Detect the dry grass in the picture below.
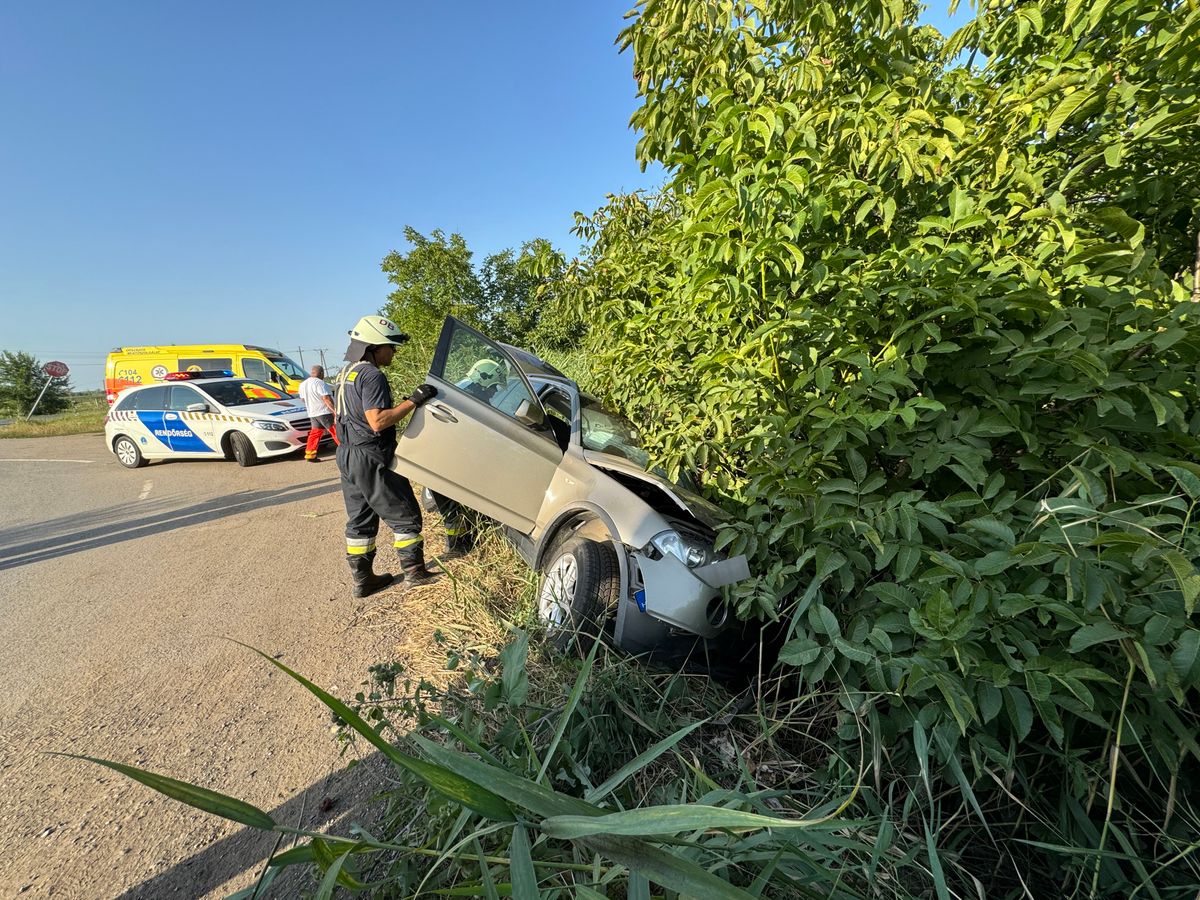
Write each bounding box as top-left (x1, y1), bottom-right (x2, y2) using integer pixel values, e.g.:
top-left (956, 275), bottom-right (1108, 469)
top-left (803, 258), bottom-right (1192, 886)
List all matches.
top-left (360, 514), bottom-right (536, 688)
top-left (0, 406), bottom-right (106, 439)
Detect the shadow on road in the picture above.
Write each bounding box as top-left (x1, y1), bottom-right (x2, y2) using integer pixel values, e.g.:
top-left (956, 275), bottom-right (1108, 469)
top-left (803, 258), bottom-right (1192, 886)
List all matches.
top-left (0, 479), bottom-right (340, 572)
top-left (114, 751), bottom-right (391, 899)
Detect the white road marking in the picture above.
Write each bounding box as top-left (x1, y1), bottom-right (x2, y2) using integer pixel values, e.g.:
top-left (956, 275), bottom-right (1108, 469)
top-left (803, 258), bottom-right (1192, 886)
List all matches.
top-left (138, 480), bottom-right (153, 500)
top-left (0, 458), bottom-right (95, 463)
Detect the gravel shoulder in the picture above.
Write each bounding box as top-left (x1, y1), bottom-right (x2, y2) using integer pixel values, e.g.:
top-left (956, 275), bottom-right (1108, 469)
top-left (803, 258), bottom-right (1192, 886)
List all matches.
top-left (0, 434), bottom-right (407, 898)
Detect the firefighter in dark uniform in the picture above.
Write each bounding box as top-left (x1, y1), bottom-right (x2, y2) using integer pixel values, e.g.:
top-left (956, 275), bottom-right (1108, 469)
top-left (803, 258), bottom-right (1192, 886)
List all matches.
top-left (334, 314), bottom-right (442, 597)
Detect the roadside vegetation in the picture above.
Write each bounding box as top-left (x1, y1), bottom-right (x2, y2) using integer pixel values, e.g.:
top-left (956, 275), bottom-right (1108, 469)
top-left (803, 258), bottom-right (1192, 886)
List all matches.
top-left (68, 0), bottom-right (1200, 896)
top-left (0, 390), bottom-right (106, 439)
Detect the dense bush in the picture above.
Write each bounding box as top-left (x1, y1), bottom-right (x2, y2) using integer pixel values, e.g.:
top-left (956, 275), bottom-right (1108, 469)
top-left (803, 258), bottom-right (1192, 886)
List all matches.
top-left (558, 0), bottom-right (1200, 891)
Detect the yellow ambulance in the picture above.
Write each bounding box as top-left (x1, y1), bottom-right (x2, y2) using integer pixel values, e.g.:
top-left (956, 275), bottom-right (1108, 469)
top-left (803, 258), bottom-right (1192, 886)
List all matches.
top-left (105, 344), bottom-right (308, 403)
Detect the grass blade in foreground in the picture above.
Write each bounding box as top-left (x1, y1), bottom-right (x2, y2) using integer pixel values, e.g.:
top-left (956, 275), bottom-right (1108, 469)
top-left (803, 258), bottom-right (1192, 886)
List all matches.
top-left (543, 802), bottom-right (846, 838)
top-left (232, 640), bottom-right (515, 823)
top-left (411, 736), bottom-right (759, 900)
top-left (53, 753), bottom-right (275, 829)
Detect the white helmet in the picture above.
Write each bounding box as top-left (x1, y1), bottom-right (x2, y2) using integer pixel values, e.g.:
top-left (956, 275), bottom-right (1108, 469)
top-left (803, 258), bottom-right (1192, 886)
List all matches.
top-left (466, 358), bottom-right (505, 385)
top-left (348, 315), bottom-right (409, 346)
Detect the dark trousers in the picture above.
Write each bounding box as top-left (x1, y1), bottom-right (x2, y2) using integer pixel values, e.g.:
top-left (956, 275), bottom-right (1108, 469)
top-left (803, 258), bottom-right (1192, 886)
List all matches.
top-left (336, 441), bottom-right (422, 549)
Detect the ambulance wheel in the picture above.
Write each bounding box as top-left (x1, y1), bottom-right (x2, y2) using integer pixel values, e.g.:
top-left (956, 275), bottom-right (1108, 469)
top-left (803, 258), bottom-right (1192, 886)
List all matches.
top-left (536, 536), bottom-right (620, 654)
top-left (229, 432), bottom-right (259, 467)
top-left (113, 435), bottom-right (147, 469)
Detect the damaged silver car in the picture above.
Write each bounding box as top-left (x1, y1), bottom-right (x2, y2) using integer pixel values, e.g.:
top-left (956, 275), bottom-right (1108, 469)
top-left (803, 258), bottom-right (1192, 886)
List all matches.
top-left (393, 315), bottom-right (751, 652)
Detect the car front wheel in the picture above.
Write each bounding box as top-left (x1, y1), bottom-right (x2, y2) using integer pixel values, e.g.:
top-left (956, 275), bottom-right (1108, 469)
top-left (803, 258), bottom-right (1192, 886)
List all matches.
top-left (113, 435), bottom-right (147, 469)
top-left (536, 535), bottom-right (620, 653)
top-left (229, 432), bottom-right (259, 467)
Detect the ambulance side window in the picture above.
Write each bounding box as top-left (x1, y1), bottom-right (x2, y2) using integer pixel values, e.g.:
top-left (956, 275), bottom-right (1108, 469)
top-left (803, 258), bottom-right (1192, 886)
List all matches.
top-left (242, 358), bottom-right (269, 381)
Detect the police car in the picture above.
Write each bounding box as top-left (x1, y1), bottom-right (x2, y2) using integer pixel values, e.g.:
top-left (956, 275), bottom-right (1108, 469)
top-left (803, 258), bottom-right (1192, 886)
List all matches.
top-left (104, 371), bottom-right (314, 468)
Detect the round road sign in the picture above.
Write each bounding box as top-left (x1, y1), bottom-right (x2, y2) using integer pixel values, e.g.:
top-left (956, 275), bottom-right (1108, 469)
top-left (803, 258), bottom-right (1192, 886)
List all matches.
top-left (42, 361), bottom-right (70, 378)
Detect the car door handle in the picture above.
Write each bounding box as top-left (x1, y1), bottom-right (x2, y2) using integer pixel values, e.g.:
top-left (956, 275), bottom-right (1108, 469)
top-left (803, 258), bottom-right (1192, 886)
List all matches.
top-left (427, 403), bottom-right (458, 423)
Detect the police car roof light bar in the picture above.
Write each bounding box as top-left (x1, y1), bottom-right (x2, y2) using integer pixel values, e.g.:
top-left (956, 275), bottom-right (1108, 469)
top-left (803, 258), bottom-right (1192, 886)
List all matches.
top-left (164, 370), bottom-right (234, 381)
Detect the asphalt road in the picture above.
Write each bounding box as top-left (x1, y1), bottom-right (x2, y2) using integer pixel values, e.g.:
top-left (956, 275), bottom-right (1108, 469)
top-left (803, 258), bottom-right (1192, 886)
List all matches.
top-left (0, 434), bottom-right (401, 898)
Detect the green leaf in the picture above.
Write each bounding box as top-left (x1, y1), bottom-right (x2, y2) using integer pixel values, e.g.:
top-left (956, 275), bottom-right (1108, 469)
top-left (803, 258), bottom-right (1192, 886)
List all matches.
top-left (1046, 87), bottom-right (1094, 139)
top-left (1164, 465), bottom-right (1200, 501)
top-left (1171, 631), bottom-right (1200, 682)
top-left (833, 637), bottom-right (873, 664)
top-left (809, 603), bottom-right (842, 638)
top-left (537, 637), bottom-right (598, 782)
top-left (964, 517), bottom-right (1015, 546)
top-left (500, 630), bottom-right (531, 707)
top-left (586, 720), bottom-right (707, 803)
top-left (1068, 622), bottom-right (1127, 653)
top-left (509, 826), bottom-right (538, 900)
top-left (778, 638), bottom-right (822, 667)
top-left (1161, 551), bottom-right (1200, 614)
top-left (56, 754), bottom-right (275, 830)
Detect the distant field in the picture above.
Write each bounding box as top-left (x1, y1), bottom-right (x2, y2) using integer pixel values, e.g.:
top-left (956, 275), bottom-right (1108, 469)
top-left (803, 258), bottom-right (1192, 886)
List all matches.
top-left (0, 394), bottom-right (107, 439)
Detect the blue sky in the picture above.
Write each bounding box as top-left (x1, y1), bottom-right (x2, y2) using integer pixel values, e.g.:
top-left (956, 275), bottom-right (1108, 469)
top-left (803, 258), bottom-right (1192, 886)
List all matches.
top-left (0, 2), bottom-right (962, 389)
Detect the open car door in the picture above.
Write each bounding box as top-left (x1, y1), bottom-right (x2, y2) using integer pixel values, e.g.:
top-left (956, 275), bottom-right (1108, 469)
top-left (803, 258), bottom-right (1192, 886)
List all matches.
top-left (392, 316), bottom-right (563, 534)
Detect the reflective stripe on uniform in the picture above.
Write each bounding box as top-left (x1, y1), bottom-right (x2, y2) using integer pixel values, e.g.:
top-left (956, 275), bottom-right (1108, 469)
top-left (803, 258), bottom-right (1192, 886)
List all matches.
top-left (346, 538), bottom-right (376, 555)
top-left (394, 534), bottom-right (423, 549)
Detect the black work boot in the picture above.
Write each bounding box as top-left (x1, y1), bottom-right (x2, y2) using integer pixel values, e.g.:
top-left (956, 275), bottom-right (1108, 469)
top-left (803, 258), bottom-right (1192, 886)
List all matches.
top-left (348, 552), bottom-right (394, 598)
top-left (397, 542), bottom-right (442, 587)
top-left (440, 528), bottom-right (475, 561)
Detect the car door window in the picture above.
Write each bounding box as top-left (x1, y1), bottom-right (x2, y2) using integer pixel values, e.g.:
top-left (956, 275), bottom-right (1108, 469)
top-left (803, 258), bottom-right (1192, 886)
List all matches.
top-left (130, 386), bottom-right (169, 410)
top-left (434, 321), bottom-right (540, 422)
top-left (166, 386), bottom-right (205, 411)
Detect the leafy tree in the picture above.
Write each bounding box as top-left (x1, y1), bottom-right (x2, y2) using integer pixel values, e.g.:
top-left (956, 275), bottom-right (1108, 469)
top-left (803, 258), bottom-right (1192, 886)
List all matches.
top-left (379, 227), bottom-right (488, 392)
top-left (379, 229), bottom-right (574, 392)
top-left (557, 0), bottom-right (1200, 891)
top-left (0, 351), bottom-right (72, 416)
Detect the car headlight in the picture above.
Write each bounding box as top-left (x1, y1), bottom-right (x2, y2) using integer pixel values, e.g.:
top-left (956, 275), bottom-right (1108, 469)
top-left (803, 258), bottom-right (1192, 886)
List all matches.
top-left (251, 420), bottom-right (288, 432)
top-left (650, 530), bottom-right (714, 568)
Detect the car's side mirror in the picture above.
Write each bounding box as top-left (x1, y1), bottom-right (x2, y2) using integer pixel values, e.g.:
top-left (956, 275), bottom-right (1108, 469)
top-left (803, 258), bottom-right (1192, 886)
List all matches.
top-left (186, 402), bottom-right (209, 413)
top-left (514, 398), bottom-right (545, 428)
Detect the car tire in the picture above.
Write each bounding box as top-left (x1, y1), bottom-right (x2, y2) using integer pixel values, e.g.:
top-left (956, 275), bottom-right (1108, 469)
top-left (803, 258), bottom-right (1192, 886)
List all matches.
top-left (536, 535), bottom-right (620, 654)
top-left (113, 435), bottom-right (147, 469)
top-left (229, 432), bottom-right (259, 467)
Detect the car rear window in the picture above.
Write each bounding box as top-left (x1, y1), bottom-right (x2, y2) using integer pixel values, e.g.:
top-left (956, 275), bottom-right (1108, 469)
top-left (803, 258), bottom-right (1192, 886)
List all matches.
top-left (116, 386), bottom-right (169, 410)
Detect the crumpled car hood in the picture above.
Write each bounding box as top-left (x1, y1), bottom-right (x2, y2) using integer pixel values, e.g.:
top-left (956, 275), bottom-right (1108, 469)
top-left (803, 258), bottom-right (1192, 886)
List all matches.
top-left (581, 450), bottom-right (733, 531)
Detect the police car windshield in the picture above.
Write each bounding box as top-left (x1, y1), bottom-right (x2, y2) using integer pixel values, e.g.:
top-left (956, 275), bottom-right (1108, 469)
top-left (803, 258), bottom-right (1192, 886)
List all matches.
top-left (201, 380), bottom-right (291, 406)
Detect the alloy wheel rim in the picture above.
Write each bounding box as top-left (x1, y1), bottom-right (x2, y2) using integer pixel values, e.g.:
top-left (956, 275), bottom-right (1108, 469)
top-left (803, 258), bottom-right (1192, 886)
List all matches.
top-left (538, 553), bottom-right (577, 627)
top-left (117, 440), bottom-right (136, 465)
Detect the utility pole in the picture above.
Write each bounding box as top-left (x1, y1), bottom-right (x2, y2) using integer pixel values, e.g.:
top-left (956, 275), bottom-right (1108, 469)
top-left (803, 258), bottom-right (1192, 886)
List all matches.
top-left (296, 347), bottom-right (306, 368)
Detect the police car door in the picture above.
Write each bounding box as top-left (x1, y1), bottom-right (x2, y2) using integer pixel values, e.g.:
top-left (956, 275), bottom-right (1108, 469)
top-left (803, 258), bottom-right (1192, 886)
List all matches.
top-left (394, 317), bottom-right (560, 533)
top-left (164, 385), bottom-right (218, 454)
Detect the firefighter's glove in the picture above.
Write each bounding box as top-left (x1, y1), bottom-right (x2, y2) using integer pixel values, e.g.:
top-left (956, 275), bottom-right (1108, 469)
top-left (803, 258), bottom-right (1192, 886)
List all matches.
top-left (409, 384), bottom-right (438, 407)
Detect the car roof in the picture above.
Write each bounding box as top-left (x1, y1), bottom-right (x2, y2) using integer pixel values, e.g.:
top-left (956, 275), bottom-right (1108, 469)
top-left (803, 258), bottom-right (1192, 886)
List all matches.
top-left (499, 343), bottom-right (568, 379)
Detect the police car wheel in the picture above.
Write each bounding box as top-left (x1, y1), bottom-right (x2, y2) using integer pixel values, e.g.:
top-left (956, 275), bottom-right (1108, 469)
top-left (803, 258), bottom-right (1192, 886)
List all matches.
top-left (113, 435), bottom-right (147, 469)
top-left (536, 535), bottom-right (620, 655)
top-left (229, 432), bottom-right (259, 467)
